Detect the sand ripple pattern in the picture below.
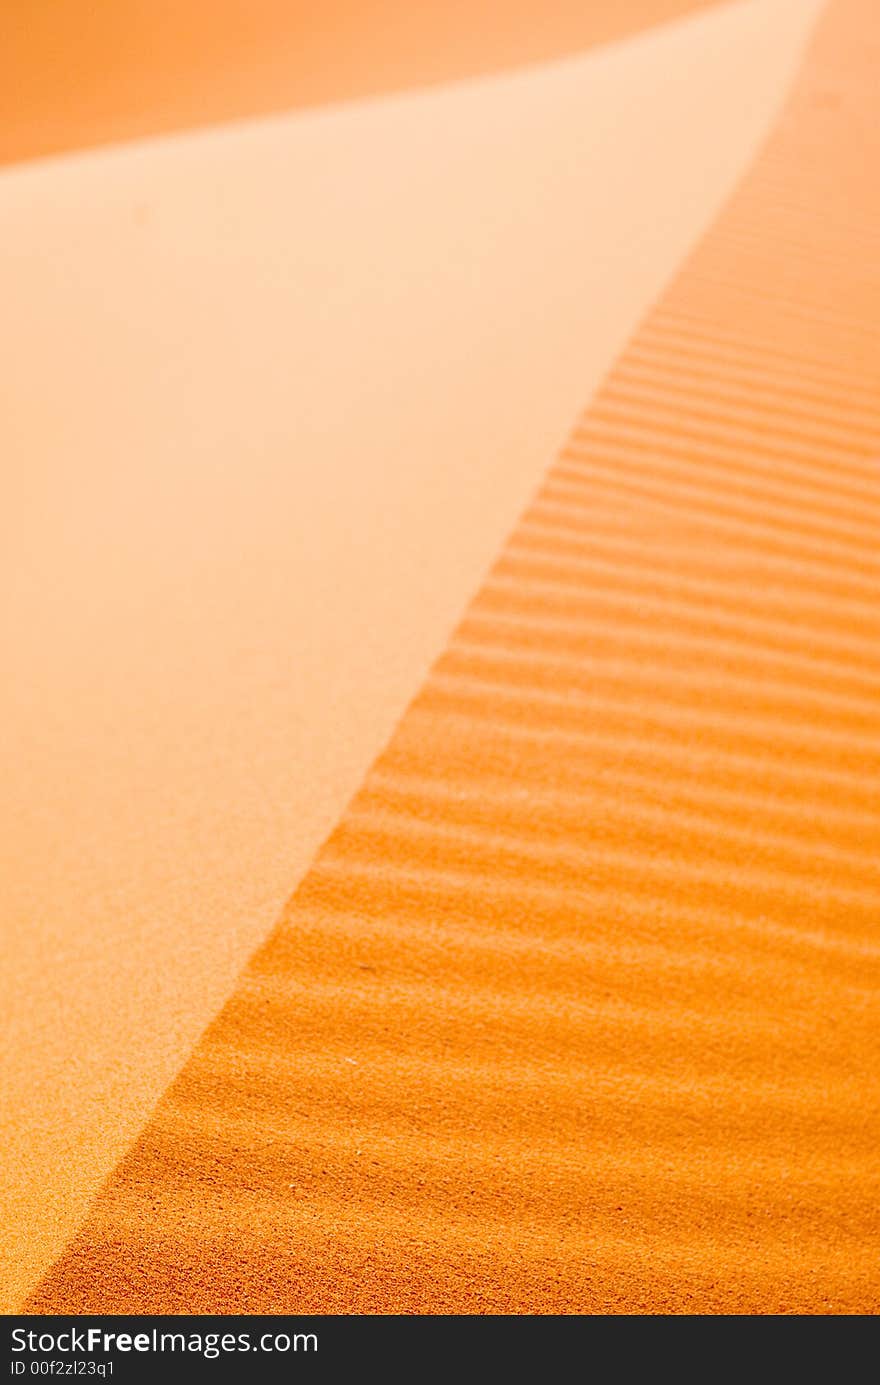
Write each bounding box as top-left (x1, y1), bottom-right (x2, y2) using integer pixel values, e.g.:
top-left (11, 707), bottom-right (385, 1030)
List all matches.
top-left (29, 0), bottom-right (880, 1313)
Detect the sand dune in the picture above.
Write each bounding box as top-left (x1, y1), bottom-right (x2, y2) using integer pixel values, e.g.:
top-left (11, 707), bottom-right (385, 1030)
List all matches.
top-left (2, 0), bottom-right (725, 165)
top-left (0, 0), bottom-right (825, 1314)
top-left (23, 0), bottom-right (879, 1314)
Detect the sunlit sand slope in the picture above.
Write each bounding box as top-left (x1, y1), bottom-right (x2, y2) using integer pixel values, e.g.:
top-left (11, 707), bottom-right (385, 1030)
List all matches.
top-left (27, 0), bottom-right (880, 1314)
top-left (2, 0), bottom-right (822, 1314)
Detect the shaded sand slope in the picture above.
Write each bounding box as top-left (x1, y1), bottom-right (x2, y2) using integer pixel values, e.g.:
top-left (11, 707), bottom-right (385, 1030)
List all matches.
top-left (2, 0), bottom-right (725, 166)
top-left (1, 0), bottom-right (823, 1313)
top-left (25, 0), bottom-right (880, 1307)
top-left (27, 0), bottom-right (880, 1313)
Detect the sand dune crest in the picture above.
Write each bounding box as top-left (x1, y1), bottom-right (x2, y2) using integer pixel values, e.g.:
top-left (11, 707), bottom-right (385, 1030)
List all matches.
top-left (24, 0), bottom-right (880, 1315)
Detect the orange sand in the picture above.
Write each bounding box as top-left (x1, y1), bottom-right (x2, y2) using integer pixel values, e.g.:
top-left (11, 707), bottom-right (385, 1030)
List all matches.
top-left (2, 1), bottom-right (724, 166)
top-left (2, 0), bottom-right (822, 1313)
top-left (25, 0), bottom-right (880, 1314)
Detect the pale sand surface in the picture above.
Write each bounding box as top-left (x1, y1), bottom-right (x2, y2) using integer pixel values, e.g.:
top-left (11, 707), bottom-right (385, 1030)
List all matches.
top-left (2, 0), bottom-right (831, 1311)
top-left (22, 0), bottom-right (880, 1314)
top-left (1, 1), bottom-right (725, 166)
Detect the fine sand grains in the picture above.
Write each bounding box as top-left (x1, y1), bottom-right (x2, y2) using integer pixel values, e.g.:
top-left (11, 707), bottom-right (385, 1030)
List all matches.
top-left (1, 0), bottom-right (823, 1314)
top-left (29, 0), bottom-right (880, 1314)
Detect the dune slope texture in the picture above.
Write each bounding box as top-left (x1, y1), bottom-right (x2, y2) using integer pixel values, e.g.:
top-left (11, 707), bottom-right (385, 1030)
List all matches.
top-left (2, 0), bottom-right (823, 1315)
top-left (27, 0), bottom-right (880, 1314)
